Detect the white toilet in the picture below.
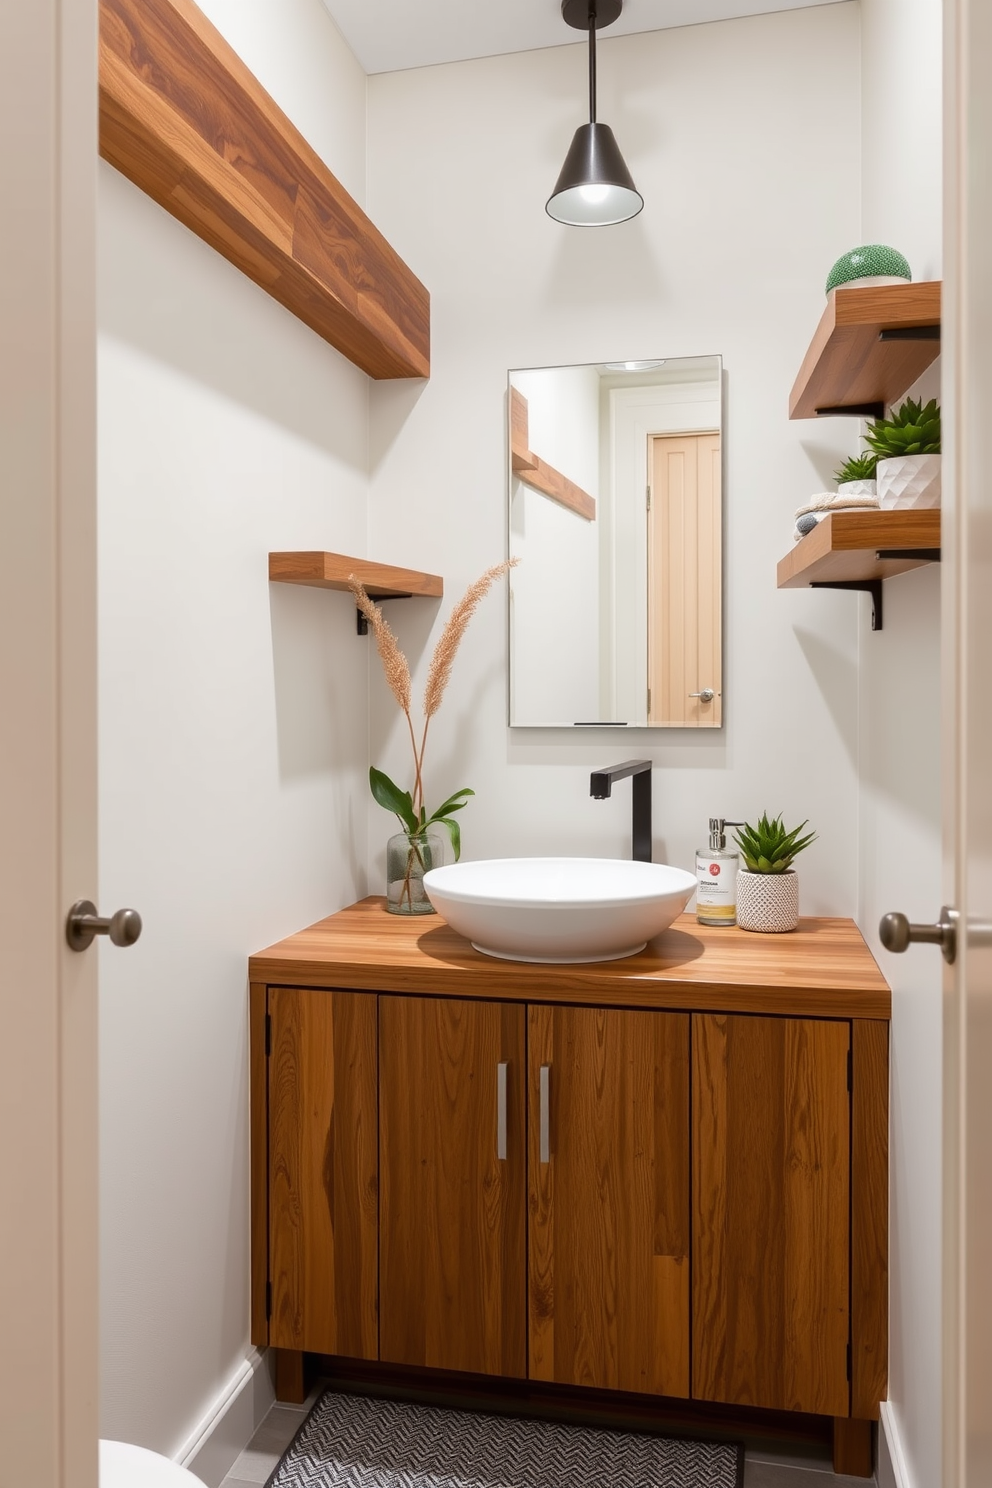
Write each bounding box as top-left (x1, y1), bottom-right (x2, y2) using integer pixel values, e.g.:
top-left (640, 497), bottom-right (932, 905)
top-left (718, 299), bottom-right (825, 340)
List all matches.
top-left (99, 1440), bottom-right (206, 1488)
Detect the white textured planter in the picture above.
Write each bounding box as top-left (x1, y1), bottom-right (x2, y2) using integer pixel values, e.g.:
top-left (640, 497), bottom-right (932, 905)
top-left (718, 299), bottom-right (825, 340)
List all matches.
top-left (837, 479), bottom-right (877, 499)
top-left (877, 453), bottom-right (941, 509)
top-left (737, 870), bottom-right (799, 933)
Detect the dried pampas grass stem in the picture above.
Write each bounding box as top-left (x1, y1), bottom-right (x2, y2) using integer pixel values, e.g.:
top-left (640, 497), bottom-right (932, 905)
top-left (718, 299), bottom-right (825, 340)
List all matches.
top-left (348, 578), bottom-right (412, 712)
top-left (349, 576), bottom-right (422, 806)
top-left (351, 559), bottom-right (517, 823)
top-left (416, 558), bottom-right (518, 787)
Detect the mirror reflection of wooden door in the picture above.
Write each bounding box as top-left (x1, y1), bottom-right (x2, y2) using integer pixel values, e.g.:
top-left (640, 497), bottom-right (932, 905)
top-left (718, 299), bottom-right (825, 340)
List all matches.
top-left (648, 433), bottom-right (722, 726)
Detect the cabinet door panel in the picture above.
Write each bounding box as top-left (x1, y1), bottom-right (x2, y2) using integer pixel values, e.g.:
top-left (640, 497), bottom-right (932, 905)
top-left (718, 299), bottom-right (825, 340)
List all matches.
top-left (379, 996), bottom-right (526, 1377)
top-left (268, 988), bottom-right (378, 1357)
top-left (529, 1005), bottom-right (690, 1396)
top-left (692, 1014), bottom-right (849, 1415)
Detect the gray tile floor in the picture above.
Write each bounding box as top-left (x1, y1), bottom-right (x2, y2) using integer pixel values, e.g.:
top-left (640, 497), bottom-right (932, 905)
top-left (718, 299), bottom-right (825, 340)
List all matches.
top-left (218, 1394), bottom-right (876, 1488)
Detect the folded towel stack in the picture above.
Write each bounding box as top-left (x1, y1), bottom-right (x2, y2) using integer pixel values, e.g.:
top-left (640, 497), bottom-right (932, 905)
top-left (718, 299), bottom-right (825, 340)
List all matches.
top-left (793, 491), bottom-right (879, 542)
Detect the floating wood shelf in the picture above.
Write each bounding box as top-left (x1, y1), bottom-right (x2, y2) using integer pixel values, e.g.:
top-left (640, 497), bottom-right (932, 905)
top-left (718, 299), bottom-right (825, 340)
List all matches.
top-left (777, 509), bottom-right (940, 630)
top-left (99, 0), bottom-right (430, 380)
top-left (509, 388), bottom-right (596, 521)
top-left (269, 552), bottom-right (443, 599)
top-left (789, 281), bottom-right (941, 419)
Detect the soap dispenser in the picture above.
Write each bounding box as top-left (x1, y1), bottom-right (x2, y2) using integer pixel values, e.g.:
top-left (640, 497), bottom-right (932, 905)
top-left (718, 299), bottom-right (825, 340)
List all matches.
top-left (696, 818), bottom-right (743, 926)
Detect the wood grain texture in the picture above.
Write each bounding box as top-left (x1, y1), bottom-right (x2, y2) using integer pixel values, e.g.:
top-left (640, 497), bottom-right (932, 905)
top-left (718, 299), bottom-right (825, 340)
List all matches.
top-left (528, 1006), bottom-right (690, 1396)
top-left (833, 1416), bottom-right (873, 1478)
top-left (249, 982), bottom-right (268, 1347)
top-left (99, 0), bottom-right (429, 379)
top-left (249, 899), bottom-right (892, 1020)
top-left (851, 1019), bottom-right (889, 1419)
top-left (268, 988), bottom-right (378, 1358)
top-left (379, 996), bottom-right (527, 1377)
top-left (789, 281), bottom-right (941, 419)
top-left (268, 551), bottom-right (443, 599)
top-left (509, 388), bottom-right (596, 520)
top-left (274, 1348), bottom-right (306, 1405)
top-left (692, 1015), bottom-right (850, 1416)
top-left (777, 508), bottom-right (941, 589)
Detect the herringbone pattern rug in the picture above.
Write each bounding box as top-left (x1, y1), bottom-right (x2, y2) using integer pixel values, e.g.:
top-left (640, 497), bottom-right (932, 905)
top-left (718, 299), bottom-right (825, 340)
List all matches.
top-left (265, 1390), bottom-right (743, 1488)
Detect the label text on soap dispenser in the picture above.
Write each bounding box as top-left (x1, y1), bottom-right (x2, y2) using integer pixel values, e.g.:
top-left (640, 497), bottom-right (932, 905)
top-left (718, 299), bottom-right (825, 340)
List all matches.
top-left (696, 855), bottom-right (738, 921)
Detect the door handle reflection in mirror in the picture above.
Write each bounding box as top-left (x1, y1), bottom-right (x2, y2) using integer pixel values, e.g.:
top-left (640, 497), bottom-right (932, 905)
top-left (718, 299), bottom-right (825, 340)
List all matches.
top-left (879, 906), bottom-right (957, 964)
top-left (66, 899), bottom-right (143, 952)
top-left (690, 689), bottom-right (715, 704)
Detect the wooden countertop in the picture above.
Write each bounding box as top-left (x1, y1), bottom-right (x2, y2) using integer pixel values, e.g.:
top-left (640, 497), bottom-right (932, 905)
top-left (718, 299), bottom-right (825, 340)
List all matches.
top-left (250, 898), bottom-right (891, 1020)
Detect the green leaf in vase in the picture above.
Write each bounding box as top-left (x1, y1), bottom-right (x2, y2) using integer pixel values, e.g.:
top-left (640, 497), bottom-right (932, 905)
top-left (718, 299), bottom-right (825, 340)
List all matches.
top-left (434, 816), bottom-right (462, 861)
top-left (369, 765), bottom-right (418, 834)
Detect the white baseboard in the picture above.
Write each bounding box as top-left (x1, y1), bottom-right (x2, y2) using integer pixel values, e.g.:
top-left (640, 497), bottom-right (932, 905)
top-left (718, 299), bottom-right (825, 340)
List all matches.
top-left (879, 1402), bottom-right (913, 1488)
top-left (175, 1348), bottom-right (276, 1488)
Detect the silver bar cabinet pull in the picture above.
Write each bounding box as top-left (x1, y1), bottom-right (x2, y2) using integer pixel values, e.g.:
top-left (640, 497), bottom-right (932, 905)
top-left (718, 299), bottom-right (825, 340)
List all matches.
top-left (540, 1065), bottom-right (550, 1164)
top-left (497, 1062), bottom-right (508, 1160)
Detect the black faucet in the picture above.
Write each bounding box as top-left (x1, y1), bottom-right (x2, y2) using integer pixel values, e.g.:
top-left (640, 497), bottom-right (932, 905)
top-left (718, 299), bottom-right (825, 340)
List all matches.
top-left (589, 759), bottom-right (653, 863)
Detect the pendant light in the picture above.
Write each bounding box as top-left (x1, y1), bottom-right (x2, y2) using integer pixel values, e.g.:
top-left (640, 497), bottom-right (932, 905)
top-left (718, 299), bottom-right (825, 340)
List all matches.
top-left (546, 0), bottom-right (643, 227)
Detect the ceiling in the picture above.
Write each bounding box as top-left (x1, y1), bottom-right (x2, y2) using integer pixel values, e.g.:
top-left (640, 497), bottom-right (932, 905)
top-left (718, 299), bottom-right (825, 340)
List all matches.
top-left (319, 0), bottom-right (844, 76)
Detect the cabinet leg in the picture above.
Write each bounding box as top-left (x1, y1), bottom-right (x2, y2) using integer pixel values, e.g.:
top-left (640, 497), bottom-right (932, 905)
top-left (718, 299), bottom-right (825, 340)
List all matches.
top-left (833, 1417), bottom-right (873, 1477)
top-left (274, 1348), bottom-right (307, 1405)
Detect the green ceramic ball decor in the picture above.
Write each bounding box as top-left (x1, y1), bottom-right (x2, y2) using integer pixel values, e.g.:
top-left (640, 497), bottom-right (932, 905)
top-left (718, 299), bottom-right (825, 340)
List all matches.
top-left (825, 244), bottom-right (912, 295)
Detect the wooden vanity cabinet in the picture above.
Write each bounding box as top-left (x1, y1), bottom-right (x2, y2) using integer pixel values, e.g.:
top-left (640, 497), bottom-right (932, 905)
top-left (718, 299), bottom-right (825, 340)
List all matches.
top-left (264, 987), bottom-right (378, 1359)
top-left (692, 1014), bottom-right (851, 1417)
top-left (250, 902), bottom-right (889, 1479)
top-left (528, 1005), bottom-right (690, 1397)
top-left (378, 995), bottom-right (527, 1377)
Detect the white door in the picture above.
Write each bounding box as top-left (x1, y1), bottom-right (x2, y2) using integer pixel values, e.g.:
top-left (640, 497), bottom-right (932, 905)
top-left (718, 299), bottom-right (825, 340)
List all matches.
top-left (0, 0), bottom-right (100, 1482)
top-left (943, 0), bottom-right (992, 1480)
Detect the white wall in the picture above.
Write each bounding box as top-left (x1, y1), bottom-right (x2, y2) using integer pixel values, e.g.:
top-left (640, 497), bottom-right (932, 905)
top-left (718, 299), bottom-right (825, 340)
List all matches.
top-left (366, 5), bottom-right (863, 903)
top-left (859, 3), bottom-right (944, 1486)
top-left (97, 0), bottom-right (371, 1464)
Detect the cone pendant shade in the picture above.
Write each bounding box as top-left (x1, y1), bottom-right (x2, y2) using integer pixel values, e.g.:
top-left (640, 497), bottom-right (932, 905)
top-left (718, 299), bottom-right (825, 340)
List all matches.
top-left (546, 0), bottom-right (641, 225)
top-left (546, 121), bottom-right (643, 226)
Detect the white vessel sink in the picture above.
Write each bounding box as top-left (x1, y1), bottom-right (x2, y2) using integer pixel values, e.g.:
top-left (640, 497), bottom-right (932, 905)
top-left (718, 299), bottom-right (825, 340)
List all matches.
top-left (423, 857), bottom-right (697, 964)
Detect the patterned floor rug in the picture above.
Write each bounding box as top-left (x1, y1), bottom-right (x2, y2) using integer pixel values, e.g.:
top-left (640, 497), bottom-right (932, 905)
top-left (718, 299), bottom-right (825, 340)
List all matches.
top-left (265, 1389), bottom-right (743, 1488)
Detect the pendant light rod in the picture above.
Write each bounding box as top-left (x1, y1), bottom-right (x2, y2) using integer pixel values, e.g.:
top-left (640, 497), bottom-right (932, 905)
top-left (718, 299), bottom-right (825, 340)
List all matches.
top-left (588, 6), bottom-right (597, 123)
top-left (547, 0), bottom-right (643, 227)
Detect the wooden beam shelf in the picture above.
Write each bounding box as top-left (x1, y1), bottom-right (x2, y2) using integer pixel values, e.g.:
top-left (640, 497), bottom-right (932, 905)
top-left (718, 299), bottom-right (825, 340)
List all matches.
top-left (777, 509), bottom-right (940, 630)
top-left (269, 552), bottom-right (443, 599)
top-left (99, 0), bottom-right (430, 380)
top-left (777, 509), bottom-right (941, 589)
top-left (509, 388), bottom-right (596, 521)
top-left (789, 281), bottom-right (941, 420)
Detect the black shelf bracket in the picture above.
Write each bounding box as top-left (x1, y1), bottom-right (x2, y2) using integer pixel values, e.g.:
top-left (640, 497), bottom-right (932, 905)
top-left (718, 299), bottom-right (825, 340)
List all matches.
top-left (878, 325), bottom-right (941, 342)
top-left (814, 402), bottom-right (886, 419)
top-left (356, 592), bottom-right (412, 635)
top-left (876, 547), bottom-right (942, 563)
top-left (811, 578), bottom-right (884, 631)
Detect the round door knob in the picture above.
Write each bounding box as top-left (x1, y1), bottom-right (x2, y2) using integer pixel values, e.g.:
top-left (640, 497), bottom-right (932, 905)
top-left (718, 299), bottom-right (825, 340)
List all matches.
top-left (879, 907), bottom-right (957, 964)
top-left (66, 900), bottom-right (143, 952)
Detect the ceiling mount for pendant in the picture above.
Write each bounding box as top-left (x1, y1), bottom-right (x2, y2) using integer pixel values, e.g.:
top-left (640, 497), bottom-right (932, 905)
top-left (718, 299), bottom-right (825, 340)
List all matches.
top-left (560, 0), bottom-right (622, 28)
top-left (546, 0), bottom-right (643, 227)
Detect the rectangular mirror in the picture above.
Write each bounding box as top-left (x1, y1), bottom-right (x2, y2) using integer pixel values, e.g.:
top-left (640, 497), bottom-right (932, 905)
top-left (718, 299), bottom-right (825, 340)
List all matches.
top-left (507, 355), bottom-right (723, 728)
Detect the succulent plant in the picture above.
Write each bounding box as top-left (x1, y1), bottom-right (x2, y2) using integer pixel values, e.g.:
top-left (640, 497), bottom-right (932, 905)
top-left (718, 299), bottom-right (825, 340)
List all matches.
top-left (864, 397), bottom-right (941, 460)
top-left (834, 452), bottom-right (878, 484)
top-left (733, 813), bottom-right (817, 874)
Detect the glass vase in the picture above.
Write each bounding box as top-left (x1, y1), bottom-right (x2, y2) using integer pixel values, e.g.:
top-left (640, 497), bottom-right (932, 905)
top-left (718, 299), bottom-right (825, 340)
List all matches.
top-left (386, 829), bottom-right (444, 916)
